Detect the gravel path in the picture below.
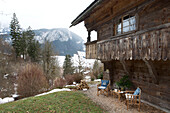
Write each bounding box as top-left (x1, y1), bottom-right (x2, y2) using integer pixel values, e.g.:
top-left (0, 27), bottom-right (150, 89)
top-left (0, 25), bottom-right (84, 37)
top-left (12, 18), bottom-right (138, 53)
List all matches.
top-left (83, 85), bottom-right (165, 113)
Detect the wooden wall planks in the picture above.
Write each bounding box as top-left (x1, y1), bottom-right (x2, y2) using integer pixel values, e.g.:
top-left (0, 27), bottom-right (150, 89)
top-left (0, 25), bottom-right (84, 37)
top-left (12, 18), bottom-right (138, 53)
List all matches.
top-left (97, 26), bottom-right (170, 61)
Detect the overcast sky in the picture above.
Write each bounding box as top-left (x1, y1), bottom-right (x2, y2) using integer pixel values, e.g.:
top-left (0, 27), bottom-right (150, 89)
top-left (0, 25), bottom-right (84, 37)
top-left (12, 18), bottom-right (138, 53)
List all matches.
top-left (0, 0), bottom-right (95, 41)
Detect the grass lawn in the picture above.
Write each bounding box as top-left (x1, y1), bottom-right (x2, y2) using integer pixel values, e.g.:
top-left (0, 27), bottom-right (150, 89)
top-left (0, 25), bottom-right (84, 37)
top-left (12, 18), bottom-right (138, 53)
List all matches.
top-left (0, 91), bottom-right (105, 113)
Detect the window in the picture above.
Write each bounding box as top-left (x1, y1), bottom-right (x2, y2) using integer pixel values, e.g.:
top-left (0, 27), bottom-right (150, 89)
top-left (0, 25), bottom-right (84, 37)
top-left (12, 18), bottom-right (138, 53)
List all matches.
top-left (116, 15), bottom-right (136, 35)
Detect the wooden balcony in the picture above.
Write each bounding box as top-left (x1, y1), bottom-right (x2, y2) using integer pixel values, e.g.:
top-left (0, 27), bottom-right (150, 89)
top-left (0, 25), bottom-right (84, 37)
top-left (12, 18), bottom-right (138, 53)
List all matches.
top-left (97, 23), bottom-right (170, 61)
top-left (85, 40), bottom-right (97, 59)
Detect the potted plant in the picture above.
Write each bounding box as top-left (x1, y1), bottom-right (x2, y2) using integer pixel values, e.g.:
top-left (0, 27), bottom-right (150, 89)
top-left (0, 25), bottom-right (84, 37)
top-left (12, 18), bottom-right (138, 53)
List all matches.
top-left (115, 75), bottom-right (132, 91)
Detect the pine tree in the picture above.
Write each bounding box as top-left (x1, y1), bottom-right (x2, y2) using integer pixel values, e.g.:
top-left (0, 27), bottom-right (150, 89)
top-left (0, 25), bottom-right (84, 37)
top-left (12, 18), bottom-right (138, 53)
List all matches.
top-left (27, 40), bottom-right (41, 62)
top-left (10, 13), bottom-right (22, 57)
top-left (63, 54), bottom-right (74, 76)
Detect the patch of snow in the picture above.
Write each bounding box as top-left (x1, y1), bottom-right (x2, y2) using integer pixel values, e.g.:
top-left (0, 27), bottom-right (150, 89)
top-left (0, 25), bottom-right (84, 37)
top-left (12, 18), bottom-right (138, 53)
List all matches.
top-left (72, 51), bottom-right (96, 68)
top-left (35, 29), bottom-right (72, 43)
top-left (83, 89), bottom-right (88, 91)
top-left (65, 85), bottom-right (76, 87)
top-left (3, 74), bottom-right (9, 79)
top-left (85, 76), bottom-right (91, 79)
top-left (84, 71), bottom-right (91, 75)
top-left (35, 88), bottom-right (71, 97)
top-left (0, 97), bottom-right (14, 104)
top-left (73, 82), bottom-right (76, 85)
top-left (12, 94), bottom-right (19, 98)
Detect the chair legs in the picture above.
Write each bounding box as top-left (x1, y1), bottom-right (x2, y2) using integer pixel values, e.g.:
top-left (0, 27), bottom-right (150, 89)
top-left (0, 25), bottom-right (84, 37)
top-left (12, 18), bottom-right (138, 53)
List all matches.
top-left (97, 89), bottom-right (100, 96)
top-left (126, 100), bottom-right (129, 110)
top-left (126, 100), bottom-right (141, 112)
top-left (97, 89), bottom-right (109, 96)
top-left (138, 102), bottom-right (140, 112)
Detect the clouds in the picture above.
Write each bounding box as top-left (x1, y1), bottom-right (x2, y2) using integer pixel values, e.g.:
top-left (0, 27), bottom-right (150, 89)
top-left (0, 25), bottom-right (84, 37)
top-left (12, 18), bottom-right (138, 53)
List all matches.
top-left (0, 0), bottom-right (94, 40)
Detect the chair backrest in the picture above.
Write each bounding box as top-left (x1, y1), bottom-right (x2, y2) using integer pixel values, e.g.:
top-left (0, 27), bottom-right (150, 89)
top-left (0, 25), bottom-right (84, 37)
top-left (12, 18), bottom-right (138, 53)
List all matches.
top-left (133, 87), bottom-right (141, 95)
top-left (101, 80), bottom-right (109, 87)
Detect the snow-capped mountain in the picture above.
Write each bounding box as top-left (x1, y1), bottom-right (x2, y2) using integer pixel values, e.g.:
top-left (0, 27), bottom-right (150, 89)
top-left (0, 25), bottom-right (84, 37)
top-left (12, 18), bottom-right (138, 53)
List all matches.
top-left (0, 28), bottom-right (85, 56)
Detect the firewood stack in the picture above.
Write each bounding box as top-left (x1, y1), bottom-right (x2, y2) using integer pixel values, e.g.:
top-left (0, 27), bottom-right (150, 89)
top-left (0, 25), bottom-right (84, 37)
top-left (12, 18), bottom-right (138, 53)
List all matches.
top-left (77, 80), bottom-right (89, 90)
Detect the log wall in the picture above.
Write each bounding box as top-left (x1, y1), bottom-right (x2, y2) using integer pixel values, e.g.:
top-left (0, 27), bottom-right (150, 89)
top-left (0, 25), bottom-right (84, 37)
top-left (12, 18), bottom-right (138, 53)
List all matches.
top-left (98, 21), bottom-right (112, 41)
top-left (106, 60), bottom-right (170, 110)
top-left (83, 0), bottom-right (170, 110)
top-left (139, 0), bottom-right (170, 31)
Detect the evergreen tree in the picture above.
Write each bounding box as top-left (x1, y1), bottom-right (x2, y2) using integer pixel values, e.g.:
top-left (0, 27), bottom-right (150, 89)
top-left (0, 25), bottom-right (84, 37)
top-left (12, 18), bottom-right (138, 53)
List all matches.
top-left (10, 13), bottom-right (22, 57)
top-left (20, 26), bottom-right (35, 60)
top-left (63, 55), bottom-right (74, 76)
top-left (20, 31), bottom-right (27, 59)
top-left (27, 40), bottom-right (41, 62)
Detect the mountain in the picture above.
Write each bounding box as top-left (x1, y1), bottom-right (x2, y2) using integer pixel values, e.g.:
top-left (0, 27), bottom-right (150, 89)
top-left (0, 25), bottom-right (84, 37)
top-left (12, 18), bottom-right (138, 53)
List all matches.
top-left (0, 28), bottom-right (85, 56)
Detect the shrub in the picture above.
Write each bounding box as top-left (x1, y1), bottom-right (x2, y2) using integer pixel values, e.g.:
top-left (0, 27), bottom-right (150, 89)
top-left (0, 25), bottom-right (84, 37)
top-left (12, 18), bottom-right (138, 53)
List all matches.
top-left (54, 77), bottom-right (66, 88)
top-left (91, 77), bottom-right (94, 81)
top-left (97, 72), bottom-right (103, 79)
top-left (116, 75), bottom-right (132, 90)
top-left (65, 73), bottom-right (83, 85)
top-left (73, 73), bottom-right (83, 83)
top-left (17, 63), bottom-right (48, 98)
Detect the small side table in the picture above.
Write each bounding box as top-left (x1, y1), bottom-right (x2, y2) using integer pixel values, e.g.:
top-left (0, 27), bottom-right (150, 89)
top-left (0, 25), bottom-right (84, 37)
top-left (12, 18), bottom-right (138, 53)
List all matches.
top-left (112, 90), bottom-right (125, 101)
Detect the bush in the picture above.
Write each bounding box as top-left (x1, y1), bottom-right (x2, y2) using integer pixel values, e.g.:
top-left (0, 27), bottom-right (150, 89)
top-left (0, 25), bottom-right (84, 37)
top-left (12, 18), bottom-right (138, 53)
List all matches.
top-left (116, 75), bottom-right (132, 90)
top-left (65, 73), bottom-right (83, 85)
top-left (97, 72), bottom-right (103, 79)
top-left (17, 63), bottom-right (48, 98)
top-left (54, 77), bottom-right (66, 88)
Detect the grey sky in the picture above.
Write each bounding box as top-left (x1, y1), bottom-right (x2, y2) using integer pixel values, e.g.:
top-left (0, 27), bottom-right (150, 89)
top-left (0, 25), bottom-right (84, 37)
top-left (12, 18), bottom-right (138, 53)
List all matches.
top-left (0, 0), bottom-right (94, 41)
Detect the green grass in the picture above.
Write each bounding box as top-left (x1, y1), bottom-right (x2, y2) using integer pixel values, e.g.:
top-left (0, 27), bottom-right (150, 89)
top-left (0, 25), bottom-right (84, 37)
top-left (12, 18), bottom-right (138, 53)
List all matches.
top-left (0, 91), bottom-right (105, 113)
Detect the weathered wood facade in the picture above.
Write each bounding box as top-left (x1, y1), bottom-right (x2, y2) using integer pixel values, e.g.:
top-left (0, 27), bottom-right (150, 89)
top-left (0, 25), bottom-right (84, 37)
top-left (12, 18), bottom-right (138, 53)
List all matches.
top-left (71, 0), bottom-right (170, 111)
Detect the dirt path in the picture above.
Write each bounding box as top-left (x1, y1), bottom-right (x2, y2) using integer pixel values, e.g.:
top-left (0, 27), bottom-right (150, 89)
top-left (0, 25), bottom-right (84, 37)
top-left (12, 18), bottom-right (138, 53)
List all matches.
top-left (83, 85), bottom-right (165, 113)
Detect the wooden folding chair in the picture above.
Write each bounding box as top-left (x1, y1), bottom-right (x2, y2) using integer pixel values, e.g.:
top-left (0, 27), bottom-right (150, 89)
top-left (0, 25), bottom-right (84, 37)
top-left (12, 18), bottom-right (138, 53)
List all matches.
top-left (125, 87), bottom-right (141, 111)
top-left (97, 80), bottom-right (110, 97)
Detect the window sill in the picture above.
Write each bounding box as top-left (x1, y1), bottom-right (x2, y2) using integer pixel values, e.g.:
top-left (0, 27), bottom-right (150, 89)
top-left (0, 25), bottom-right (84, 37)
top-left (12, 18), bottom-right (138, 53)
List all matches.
top-left (112, 30), bottom-right (137, 39)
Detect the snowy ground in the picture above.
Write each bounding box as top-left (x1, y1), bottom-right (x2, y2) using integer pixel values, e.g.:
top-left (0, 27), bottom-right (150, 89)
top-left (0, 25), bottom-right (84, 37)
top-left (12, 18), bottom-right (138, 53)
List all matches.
top-left (35, 88), bottom-right (71, 97)
top-left (0, 88), bottom-right (71, 105)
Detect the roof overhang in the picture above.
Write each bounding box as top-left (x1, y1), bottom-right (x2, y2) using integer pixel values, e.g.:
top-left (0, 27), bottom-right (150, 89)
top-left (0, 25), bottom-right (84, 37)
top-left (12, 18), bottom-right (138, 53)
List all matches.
top-left (70, 0), bottom-right (103, 27)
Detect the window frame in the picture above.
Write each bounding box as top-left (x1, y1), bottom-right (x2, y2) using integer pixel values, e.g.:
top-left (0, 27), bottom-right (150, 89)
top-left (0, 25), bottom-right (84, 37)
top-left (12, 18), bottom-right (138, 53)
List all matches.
top-left (114, 14), bottom-right (137, 35)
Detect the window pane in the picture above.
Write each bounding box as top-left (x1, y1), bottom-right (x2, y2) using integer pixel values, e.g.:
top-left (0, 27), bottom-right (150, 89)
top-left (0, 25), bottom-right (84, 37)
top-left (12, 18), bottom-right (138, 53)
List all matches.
top-left (118, 23), bottom-right (121, 29)
top-left (123, 26), bottom-right (130, 33)
top-left (117, 29), bottom-right (121, 34)
top-left (130, 24), bottom-right (136, 31)
top-left (123, 19), bottom-right (130, 27)
top-left (130, 17), bottom-right (136, 25)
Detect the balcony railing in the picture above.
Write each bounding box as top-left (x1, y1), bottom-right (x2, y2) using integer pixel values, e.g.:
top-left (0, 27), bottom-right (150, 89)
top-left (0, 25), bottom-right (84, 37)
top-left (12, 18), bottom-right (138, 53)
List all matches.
top-left (97, 23), bottom-right (170, 61)
top-left (85, 23), bottom-right (170, 61)
top-left (85, 40), bottom-right (97, 59)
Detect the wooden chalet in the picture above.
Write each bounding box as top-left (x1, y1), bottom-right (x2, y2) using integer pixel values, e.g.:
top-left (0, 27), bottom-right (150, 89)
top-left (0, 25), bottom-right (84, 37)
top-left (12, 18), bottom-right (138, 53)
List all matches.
top-left (71, 0), bottom-right (170, 111)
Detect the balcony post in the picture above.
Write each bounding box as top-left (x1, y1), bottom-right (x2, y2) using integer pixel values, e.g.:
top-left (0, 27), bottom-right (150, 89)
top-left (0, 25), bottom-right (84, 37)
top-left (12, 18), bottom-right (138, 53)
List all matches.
top-left (87, 31), bottom-right (91, 42)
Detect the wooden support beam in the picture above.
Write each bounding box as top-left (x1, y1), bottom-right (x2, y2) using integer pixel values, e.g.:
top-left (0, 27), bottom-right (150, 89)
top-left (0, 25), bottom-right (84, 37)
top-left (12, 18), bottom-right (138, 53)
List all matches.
top-left (120, 60), bottom-right (130, 76)
top-left (87, 31), bottom-right (91, 42)
top-left (142, 59), bottom-right (158, 84)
